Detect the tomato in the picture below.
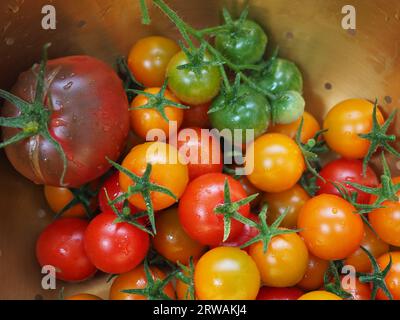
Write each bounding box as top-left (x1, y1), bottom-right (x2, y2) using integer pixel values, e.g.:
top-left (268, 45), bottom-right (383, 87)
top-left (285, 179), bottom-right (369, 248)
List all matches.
top-left (342, 277), bottom-right (371, 300)
top-left (176, 261), bottom-right (197, 300)
top-left (44, 185), bottom-right (97, 218)
top-left (130, 87), bottom-right (184, 140)
top-left (376, 251), bottom-right (400, 300)
top-left (268, 111), bottom-right (320, 144)
top-left (260, 184), bottom-right (310, 229)
top-left (298, 290), bottom-right (342, 300)
top-left (254, 58), bottom-right (303, 94)
top-left (109, 264), bottom-right (175, 300)
top-left (298, 194), bottom-right (364, 260)
top-left (194, 247), bottom-right (260, 300)
top-left (152, 208), bottom-right (207, 265)
top-left (209, 85), bottom-right (271, 143)
top-left (345, 226), bottom-right (390, 273)
top-left (249, 232), bottom-right (308, 287)
top-left (245, 133), bottom-right (305, 193)
top-left (182, 102), bottom-right (211, 129)
top-left (215, 19), bottom-right (267, 65)
top-left (316, 158), bottom-right (379, 204)
top-left (323, 99), bottom-right (384, 159)
top-left (119, 142), bottom-right (189, 211)
top-left (256, 286), bottom-right (304, 300)
top-left (127, 36), bottom-right (180, 87)
top-left (83, 211), bottom-right (149, 274)
top-left (271, 91), bottom-right (305, 125)
top-left (176, 127), bottom-right (223, 180)
top-left (1, 55), bottom-right (130, 187)
top-left (238, 176), bottom-right (262, 208)
top-left (297, 254), bottom-right (329, 291)
top-left (369, 177), bottom-right (400, 247)
top-left (36, 218), bottom-right (96, 282)
top-left (65, 294), bottom-right (102, 300)
top-left (178, 173), bottom-right (251, 246)
top-left (166, 51), bottom-right (221, 105)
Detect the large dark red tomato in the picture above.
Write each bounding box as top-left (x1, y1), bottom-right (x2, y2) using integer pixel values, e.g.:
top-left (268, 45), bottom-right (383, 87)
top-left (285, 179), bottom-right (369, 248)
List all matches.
top-left (178, 173), bottom-right (251, 246)
top-left (36, 218), bottom-right (96, 282)
top-left (83, 211), bottom-right (149, 274)
top-left (316, 158), bottom-right (378, 204)
top-left (1, 56), bottom-right (130, 187)
top-left (256, 286), bottom-right (304, 300)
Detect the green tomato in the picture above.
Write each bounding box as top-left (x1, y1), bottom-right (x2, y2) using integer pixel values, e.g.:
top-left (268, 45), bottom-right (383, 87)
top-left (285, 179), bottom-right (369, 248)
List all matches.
top-left (215, 20), bottom-right (268, 65)
top-left (272, 91), bottom-right (305, 125)
top-left (166, 51), bottom-right (221, 105)
top-left (209, 85), bottom-right (270, 143)
top-left (255, 58), bottom-right (303, 94)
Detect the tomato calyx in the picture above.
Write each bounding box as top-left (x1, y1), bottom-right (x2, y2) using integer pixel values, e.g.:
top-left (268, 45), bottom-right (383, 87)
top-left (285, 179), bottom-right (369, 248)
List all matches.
top-left (121, 258), bottom-right (177, 300)
top-left (214, 179), bottom-right (259, 242)
top-left (0, 43), bottom-right (68, 186)
top-left (295, 118), bottom-right (328, 181)
top-left (127, 79), bottom-right (189, 122)
top-left (299, 172), bottom-right (319, 197)
top-left (240, 204), bottom-right (300, 253)
top-left (359, 100), bottom-right (400, 176)
top-left (116, 57), bottom-right (143, 98)
top-left (108, 159), bottom-right (178, 234)
top-left (323, 261), bottom-right (353, 299)
top-left (358, 246), bottom-right (393, 300)
top-left (176, 257), bottom-right (196, 300)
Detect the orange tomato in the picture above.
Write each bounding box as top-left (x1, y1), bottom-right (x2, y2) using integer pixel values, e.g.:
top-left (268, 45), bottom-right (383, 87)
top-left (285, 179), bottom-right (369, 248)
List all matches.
top-left (245, 133), bottom-right (305, 193)
top-left (323, 99), bottom-right (384, 159)
top-left (376, 251), bottom-right (400, 300)
top-left (298, 290), bottom-right (342, 300)
top-left (297, 254), bottom-right (329, 291)
top-left (65, 293), bottom-right (102, 300)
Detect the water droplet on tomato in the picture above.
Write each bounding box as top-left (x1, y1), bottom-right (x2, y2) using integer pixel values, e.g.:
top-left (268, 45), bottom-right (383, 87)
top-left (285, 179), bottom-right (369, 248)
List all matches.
top-left (332, 208), bottom-right (338, 214)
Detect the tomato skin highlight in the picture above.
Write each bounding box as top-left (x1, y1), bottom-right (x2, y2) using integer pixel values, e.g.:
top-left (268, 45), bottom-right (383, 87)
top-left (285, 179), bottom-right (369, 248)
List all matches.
top-left (83, 211), bottom-right (149, 274)
top-left (36, 218), bottom-right (96, 282)
top-left (128, 36), bottom-right (180, 87)
top-left (256, 286), bottom-right (304, 300)
top-left (194, 247), bottom-right (260, 300)
top-left (316, 158), bottom-right (378, 204)
top-left (2, 56), bottom-right (130, 187)
top-left (323, 99), bottom-right (384, 159)
top-left (178, 173), bottom-right (251, 247)
top-left (376, 251), bottom-right (400, 300)
top-left (298, 194), bottom-right (364, 260)
top-left (246, 133), bottom-right (305, 193)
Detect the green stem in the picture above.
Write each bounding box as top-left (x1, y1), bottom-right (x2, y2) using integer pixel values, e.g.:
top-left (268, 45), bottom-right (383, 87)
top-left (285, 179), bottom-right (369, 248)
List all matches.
top-left (139, 0), bottom-right (151, 25)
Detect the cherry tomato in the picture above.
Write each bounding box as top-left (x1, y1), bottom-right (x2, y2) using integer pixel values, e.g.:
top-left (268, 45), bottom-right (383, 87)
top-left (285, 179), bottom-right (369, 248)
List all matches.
top-left (323, 99), bottom-right (384, 159)
top-left (256, 286), bottom-right (304, 300)
top-left (260, 184), bottom-right (310, 229)
top-left (194, 247), bottom-right (260, 300)
top-left (109, 264), bottom-right (175, 300)
top-left (182, 102), bottom-right (211, 129)
top-left (65, 294), bottom-right (102, 300)
top-left (36, 218), bottom-right (96, 282)
top-left (249, 232), bottom-right (308, 287)
top-left (83, 211), bottom-right (149, 274)
top-left (245, 133), bottom-right (305, 193)
top-left (297, 253), bottom-right (329, 291)
top-left (298, 194), bottom-right (364, 260)
top-left (316, 158), bottom-right (379, 204)
top-left (119, 142), bottom-right (189, 211)
top-left (166, 51), bottom-right (221, 105)
top-left (152, 208), bottom-right (207, 265)
top-left (376, 251), bottom-right (400, 300)
top-left (345, 226), bottom-right (390, 273)
top-left (298, 290), bottom-right (342, 300)
top-left (130, 87), bottom-right (184, 140)
top-left (178, 173), bottom-right (251, 246)
top-left (127, 36), bottom-right (180, 87)
top-left (271, 91), bottom-right (305, 125)
top-left (1, 55), bottom-right (130, 187)
top-left (176, 127), bottom-right (223, 180)
top-left (176, 261), bottom-right (198, 300)
top-left (238, 176), bottom-right (262, 208)
top-left (369, 177), bottom-right (400, 247)
top-left (342, 277), bottom-right (371, 300)
top-left (268, 111), bottom-right (320, 144)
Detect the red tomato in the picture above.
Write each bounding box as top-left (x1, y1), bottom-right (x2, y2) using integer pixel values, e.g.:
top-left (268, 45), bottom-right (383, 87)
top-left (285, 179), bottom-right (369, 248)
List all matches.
top-left (176, 127), bottom-right (223, 180)
top-left (1, 55), bottom-right (130, 187)
top-left (36, 218), bottom-right (96, 282)
top-left (342, 277), bottom-right (372, 300)
top-left (178, 173), bottom-right (251, 246)
top-left (83, 211), bottom-right (149, 274)
top-left (256, 286), bottom-right (304, 300)
top-left (182, 102), bottom-right (211, 129)
top-left (297, 254), bottom-right (329, 291)
top-left (317, 158), bottom-right (378, 204)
